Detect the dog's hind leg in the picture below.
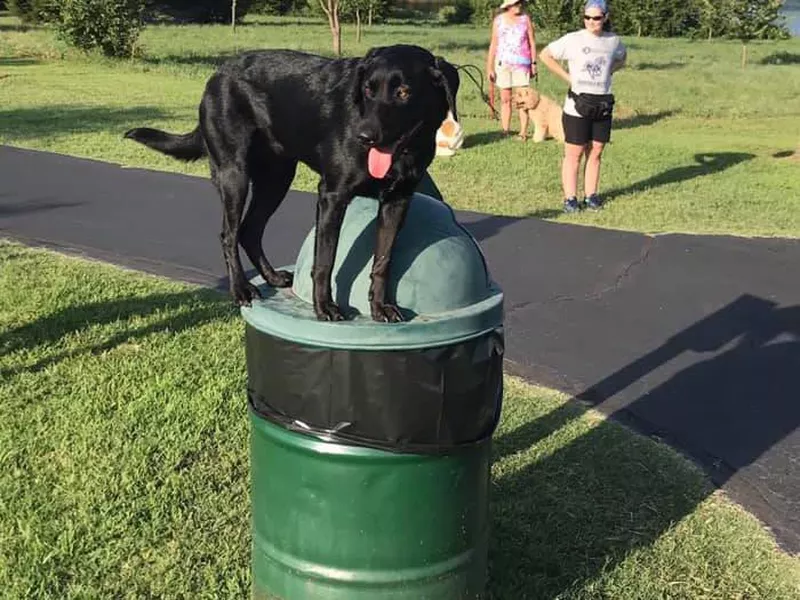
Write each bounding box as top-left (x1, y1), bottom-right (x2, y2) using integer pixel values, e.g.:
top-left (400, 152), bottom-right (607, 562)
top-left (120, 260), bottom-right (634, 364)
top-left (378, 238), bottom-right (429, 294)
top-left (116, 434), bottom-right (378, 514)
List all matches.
top-left (240, 155), bottom-right (298, 289)
top-left (212, 163), bottom-right (260, 305)
top-left (532, 114), bottom-right (547, 143)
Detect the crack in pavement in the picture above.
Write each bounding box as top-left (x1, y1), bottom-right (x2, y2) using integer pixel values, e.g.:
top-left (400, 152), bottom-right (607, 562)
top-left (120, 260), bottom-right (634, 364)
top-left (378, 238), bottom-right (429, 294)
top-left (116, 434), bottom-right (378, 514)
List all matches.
top-left (506, 235), bottom-right (656, 316)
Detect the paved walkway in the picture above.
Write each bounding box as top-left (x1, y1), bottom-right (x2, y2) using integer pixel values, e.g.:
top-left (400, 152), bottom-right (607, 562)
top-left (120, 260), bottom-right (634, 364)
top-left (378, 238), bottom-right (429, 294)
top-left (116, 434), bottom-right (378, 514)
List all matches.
top-left (2, 145), bottom-right (798, 552)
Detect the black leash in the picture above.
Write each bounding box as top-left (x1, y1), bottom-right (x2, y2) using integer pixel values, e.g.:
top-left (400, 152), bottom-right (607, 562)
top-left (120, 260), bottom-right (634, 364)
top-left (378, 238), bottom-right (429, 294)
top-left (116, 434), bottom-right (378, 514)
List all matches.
top-left (453, 63), bottom-right (498, 120)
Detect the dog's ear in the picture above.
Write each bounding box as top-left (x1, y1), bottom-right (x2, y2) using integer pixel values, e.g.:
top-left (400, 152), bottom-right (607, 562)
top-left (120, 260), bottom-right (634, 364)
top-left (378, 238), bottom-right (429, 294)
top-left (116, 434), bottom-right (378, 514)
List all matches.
top-left (430, 57), bottom-right (460, 121)
top-left (364, 46), bottom-right (387, 60)
top-left (353, 62), bottom-right (367, 108)
top-left (530, 88), bottom-right (541, 109)
top-left (353, 47), bottom-right (389, 108)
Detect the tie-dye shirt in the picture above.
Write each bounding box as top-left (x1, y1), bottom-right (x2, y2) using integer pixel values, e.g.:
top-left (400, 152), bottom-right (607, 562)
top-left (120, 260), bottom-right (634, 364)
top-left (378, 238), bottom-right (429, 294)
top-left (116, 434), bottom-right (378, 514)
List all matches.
top-left (494, 14), bottom-right (532, 72)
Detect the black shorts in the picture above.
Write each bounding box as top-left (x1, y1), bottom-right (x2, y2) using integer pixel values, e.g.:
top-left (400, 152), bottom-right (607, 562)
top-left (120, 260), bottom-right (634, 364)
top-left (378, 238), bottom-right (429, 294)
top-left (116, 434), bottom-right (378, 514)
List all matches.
top-left (562, 113), bottom-right (612, 145)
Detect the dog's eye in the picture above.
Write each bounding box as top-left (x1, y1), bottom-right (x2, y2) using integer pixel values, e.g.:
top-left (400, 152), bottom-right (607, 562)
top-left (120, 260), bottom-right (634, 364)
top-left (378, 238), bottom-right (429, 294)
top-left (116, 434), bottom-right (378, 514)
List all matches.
top-left (396, 86), bottom-right (410, 101)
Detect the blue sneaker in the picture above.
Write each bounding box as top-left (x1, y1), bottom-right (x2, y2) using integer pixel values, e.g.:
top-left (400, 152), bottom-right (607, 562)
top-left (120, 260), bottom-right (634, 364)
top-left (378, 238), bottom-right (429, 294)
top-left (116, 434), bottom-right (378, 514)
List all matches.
top-left (563, 197), bottom-right (581, 213)
top-left (585, 194), bottom-right (604, 210)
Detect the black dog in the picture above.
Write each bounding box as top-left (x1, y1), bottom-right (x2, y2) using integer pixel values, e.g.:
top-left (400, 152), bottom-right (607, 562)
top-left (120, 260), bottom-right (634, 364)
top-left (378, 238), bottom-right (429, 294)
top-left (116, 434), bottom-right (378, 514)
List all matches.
top-left (125, 44), bottom-right (458, 322)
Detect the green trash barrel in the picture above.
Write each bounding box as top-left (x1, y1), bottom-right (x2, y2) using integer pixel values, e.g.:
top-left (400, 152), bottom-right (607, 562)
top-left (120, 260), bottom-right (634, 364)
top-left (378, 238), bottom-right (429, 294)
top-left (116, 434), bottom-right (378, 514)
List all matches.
top-left (241, 186), bottom-right (504, 600)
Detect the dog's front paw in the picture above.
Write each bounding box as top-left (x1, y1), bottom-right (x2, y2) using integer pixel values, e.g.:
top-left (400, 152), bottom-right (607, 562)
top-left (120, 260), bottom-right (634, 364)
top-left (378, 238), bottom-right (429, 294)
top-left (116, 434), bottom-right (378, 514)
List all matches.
top-left (315, 301), bottom-right (346, 322)
top-left (371, 302), bottom-right (405, 323)
top-left (231, 280), bottom-right (262, 306)
top-left (266, 269), bottom-right (294, 288)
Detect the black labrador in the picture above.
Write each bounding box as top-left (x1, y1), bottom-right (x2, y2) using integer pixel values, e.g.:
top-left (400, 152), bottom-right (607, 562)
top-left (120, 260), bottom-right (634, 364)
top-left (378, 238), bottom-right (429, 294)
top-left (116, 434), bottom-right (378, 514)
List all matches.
top-left (125, 44), bottom-right (458, 322)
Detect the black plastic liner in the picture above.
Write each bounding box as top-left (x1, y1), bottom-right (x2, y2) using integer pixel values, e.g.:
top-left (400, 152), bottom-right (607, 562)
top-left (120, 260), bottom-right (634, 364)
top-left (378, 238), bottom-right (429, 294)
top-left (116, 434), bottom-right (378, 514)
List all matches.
top-left (245, 325), bottom-right (504, 454)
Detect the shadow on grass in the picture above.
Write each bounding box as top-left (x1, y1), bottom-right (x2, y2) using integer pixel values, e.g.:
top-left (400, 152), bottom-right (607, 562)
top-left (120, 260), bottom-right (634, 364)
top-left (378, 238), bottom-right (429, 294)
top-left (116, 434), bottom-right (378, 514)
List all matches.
top-left (614, 109), bottom-right (678, 130)
top-left (463, 130), bottom-right (508, 149)
top-left (487, 294), bottom-right (800, 596)
top-left (632, 60), bottom-right (686, 70)
top-left (141, 53), bottom-right (237, 70)
top-left (0, 23), bottom-right (42, 33)
top-left (0, 57), bottom-right (39, 66)
top-left (759, 52), bottom-right (800, 65)
top-left (0, 288), bottom-right (236, 378)
top-left (0, 104), bottom-right (173, 141)
top-left (434, 40), bottom-right (489, 53)
top-left (455, 152), bottom-right (753, 239)
top-left (602, 152), bottom-right (755, 203)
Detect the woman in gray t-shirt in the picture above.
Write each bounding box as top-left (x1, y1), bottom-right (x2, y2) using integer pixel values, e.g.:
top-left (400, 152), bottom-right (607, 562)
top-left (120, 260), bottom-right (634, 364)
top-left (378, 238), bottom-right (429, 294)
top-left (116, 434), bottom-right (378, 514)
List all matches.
top-left (540, 0), bottom-right (626, 213)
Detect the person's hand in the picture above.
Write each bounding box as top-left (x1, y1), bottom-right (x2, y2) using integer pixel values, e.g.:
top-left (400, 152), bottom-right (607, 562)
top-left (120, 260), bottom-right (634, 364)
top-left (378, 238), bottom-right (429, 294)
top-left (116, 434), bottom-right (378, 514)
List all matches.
top-left (530, 63), bottom-right (537, 77)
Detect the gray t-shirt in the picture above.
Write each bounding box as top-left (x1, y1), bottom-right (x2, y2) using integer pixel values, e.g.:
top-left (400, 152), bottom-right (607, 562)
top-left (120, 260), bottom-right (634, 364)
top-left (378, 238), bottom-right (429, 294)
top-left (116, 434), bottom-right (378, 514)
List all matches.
top-left (546, 30), bottom-right (626, 117)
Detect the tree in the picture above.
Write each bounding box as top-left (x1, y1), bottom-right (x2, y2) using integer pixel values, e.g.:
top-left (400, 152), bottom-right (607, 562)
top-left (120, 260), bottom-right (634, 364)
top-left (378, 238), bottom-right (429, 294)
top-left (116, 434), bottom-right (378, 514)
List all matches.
top-left (151, 0), bottom-right (255, 24)
top-left (696, 0), bottom-right (724, 39)
top-left (528, 0), bottom-right (576, 33)
top-left (727, 0), bottom-right (786, 66)
top-left (57, 0), bottom-right (145, 58)
top-left (366, 0), bottom-right (390, 26)
top-left (342, 0), bottom-right (368, 42)
top-left (628, 0), bottom-right (657, 36)
top-left (319, 0), bottom-right (342, 56)
top-left (8, 0), bottom-right (59, 23)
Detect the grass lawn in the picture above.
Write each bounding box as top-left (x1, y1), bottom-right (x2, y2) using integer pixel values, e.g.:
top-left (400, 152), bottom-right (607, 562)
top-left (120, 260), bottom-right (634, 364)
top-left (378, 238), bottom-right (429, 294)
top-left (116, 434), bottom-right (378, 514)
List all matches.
top-left (2, 12), bottom-right (800, 598)
top-left (1, 240), bottom-right (799, 599)
top-left (1, 14), bottom-right (799, 237)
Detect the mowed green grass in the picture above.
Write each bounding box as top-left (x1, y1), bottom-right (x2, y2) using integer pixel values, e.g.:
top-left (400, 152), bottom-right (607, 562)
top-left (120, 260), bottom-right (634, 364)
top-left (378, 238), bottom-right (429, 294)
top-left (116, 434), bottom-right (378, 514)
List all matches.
top-left (1, 240), bottom-right (799, 599)
top-left (1, 14), bottom-right (799, 236)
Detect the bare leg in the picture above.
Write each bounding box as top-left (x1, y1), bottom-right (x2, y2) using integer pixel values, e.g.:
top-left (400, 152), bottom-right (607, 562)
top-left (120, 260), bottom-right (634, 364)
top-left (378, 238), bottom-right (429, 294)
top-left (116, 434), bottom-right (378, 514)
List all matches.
top-left (500, 88), bottom-right (512, 133)
top-left (562, 142), bottom-right (586, 199)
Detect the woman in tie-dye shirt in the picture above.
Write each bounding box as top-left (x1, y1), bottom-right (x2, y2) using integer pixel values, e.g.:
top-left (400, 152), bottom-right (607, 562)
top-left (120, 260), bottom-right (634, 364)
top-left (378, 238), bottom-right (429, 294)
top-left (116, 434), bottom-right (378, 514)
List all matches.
top-left (486, 0), bottom-right (537, 140)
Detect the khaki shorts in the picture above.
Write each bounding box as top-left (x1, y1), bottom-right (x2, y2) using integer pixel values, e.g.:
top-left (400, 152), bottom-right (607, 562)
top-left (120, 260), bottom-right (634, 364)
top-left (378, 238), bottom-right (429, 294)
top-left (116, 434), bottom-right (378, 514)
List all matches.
top-left (494, 64), bottom-right (530, 89)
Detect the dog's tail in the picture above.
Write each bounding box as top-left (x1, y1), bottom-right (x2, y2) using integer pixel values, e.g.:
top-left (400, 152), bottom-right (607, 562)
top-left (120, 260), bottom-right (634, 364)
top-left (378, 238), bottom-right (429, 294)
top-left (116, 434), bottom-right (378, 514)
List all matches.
top-left (123, 126), bottom-right (206, 162)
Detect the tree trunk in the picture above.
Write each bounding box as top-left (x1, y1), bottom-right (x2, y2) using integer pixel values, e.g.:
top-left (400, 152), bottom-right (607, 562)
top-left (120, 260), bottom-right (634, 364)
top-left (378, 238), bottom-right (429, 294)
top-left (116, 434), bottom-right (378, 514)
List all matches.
top-left (356, 9), bottom-right (362, 43)
top-left (332, 11), bottom-right (341, 56)
top-left (319, 0), bottom-right (342, 57)
top-left (231, 0), bottom-right (237, 34)
top-left (368, 5), bottom-right (373, 27)
top-left (741, 43), bottom-right (747, 68)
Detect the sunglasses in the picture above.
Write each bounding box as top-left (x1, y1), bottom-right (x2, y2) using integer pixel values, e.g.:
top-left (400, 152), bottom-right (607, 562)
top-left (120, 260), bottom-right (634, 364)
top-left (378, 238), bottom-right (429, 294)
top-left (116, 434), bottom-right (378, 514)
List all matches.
top-left (584, 14), bottom-right (604, 21)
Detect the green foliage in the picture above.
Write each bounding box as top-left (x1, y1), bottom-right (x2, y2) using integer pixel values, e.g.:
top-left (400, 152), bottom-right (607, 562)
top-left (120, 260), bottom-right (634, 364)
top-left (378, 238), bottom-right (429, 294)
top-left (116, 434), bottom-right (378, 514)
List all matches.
top-left (530, 0), bottom-right (791, 39)
top-left (529, 0), bottom-right (577, 33)
top-left (148, 0), bottom-right (255, 23)
top-left (438, 0), bottom-right (473, 25)
top-left (727, 0), bottom-right (789, 41)
top-left (7, 0), bottom-right (59, 23)
top-left (469, 0), bottom-right (495, 25)
top-left (250, 0), bottom-right (306, 15)
top-left (308, 0), bottom-right (390, 24)
top-left (345, 0), bottom-right (392, 22)
top-left (56, 0), bottom-right (145, 57)
top-left (596, 0), bottom-right (699, 37)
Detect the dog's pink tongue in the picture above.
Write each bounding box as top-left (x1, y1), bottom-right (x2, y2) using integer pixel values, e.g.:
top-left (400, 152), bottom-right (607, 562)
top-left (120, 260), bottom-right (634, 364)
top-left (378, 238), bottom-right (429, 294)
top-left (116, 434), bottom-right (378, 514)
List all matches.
top-left (368, 148), bottom-right (392, 179)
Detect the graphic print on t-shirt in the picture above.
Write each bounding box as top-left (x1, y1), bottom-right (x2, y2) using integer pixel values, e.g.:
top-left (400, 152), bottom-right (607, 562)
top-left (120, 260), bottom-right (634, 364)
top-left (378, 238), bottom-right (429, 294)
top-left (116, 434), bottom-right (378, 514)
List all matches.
top-left (582, 55), bottom-right (608, 80)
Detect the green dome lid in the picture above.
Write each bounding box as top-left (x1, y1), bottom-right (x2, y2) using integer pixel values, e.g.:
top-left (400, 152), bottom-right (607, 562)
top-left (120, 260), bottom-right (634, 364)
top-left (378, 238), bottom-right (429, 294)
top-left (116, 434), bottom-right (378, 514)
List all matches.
top-left (240, 193), bottom-right (503, 350)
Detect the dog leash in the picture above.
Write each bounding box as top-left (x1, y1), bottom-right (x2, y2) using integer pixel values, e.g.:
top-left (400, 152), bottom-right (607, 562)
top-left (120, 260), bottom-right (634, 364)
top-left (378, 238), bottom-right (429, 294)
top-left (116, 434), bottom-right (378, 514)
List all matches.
top-left (453, 63), bottom-right (498, 121)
